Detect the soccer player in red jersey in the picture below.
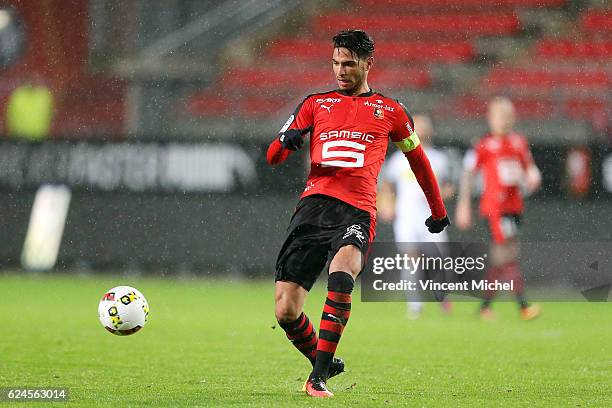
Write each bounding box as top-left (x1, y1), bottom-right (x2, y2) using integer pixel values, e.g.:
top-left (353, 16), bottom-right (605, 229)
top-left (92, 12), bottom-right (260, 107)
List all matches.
top-left (267, 30), bottom-right (450, 397)
top-left (455, 97), bottom-right (542, 321)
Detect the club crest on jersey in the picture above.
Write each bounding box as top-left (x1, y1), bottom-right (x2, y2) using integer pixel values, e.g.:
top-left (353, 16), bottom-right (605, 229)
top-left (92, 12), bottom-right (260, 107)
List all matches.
top-left (373, 107), bottom-right (384, 119)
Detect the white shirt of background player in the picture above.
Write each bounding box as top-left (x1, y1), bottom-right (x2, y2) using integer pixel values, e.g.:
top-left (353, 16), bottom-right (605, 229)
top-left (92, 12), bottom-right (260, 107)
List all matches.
top-left (378, 115), bottom-right (455, 244)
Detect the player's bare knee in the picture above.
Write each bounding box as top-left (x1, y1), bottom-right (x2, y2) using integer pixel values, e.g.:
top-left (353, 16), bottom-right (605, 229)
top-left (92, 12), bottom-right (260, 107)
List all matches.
top-left (330, 245), bottom-right (362, 278)
top-left (274, 291), bottom-right (298, 322)
top-left (274, 281), bottom-right (307, 322)
top-left (275, 301), bottom-right (300, 323)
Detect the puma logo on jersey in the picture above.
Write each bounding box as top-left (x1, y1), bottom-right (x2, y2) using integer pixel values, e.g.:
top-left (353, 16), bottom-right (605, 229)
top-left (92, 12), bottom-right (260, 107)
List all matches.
top-left (320, 104), bottom-right (332, 113)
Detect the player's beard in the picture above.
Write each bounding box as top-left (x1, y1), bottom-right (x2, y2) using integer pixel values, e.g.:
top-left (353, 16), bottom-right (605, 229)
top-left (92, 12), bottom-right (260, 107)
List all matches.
top-left (338, 73), bottom-right (364, 95)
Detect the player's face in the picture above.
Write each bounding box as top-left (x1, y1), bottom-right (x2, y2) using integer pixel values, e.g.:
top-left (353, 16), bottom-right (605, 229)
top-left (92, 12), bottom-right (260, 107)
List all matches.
top-left (332, 47), bottom-right (372, 93)
top-left (487, 102), bottom-right (515, 136)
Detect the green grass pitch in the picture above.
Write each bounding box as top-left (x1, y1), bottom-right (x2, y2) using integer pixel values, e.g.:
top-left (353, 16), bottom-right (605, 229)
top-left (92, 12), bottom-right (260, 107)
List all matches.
top-left (0, 273), bottom-right (610, 407)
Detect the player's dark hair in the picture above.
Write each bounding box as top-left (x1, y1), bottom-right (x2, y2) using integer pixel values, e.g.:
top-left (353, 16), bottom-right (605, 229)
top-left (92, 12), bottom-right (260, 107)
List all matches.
top-left (332, 30), bottom-right (374, 60)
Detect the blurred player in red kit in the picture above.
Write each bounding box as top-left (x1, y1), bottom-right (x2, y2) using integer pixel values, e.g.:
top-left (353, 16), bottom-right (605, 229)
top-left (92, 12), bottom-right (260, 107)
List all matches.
top-left (267, 30), bottom-right (450, 397)
top-left (455, 97), bottom-right (542, 321)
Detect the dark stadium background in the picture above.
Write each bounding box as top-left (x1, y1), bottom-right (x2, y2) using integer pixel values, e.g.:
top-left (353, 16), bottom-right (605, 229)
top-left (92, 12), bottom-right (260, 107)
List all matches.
top-left (0, 0), bottom-right (610, 277)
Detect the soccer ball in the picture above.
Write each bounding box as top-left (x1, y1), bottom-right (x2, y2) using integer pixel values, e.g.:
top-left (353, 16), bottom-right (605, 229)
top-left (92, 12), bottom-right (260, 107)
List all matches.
top-left (98, 286), bottom-right (149, 336)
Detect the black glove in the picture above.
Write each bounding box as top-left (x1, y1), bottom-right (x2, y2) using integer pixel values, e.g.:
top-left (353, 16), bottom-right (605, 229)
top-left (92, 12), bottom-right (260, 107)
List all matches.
top-left (425, 215), bottom-right (450, 233)
top-left (279, 128), bottom-right (309, 151)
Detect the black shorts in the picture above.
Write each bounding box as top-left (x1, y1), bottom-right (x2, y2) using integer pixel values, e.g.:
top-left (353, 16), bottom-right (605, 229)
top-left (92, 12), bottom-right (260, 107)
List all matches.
top-left (275, 194), bottom-right (373, 291)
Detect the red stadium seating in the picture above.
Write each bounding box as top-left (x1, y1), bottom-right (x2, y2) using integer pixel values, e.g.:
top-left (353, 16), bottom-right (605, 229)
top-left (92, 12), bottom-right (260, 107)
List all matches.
top-left (183, 0), bottom-right (611, 125)
top-left (447, 95), bottom-right (556, 119)
top-left (356, 0), bottom-right (566, 9)
top-left (368, 67), bottom-right (432, 89)
top-left (218, 67), bottom-right (431, 93)
top-left (580, 11), bottom-right (612, 35)
top-left (484, 69), bottom-right (555, 90)
top-left (483, 68), bottom-right (610, 91)
top-left (185, 92), bottom-right (292, 119)
top-left (535, 39), bottom-right (612, 60)
top-left (219, 69), bottom-right (331, 91)
top-left (54, 77), bottom-right (126, 137)
top-left (267, 39), bottom-right (475, 63)
top-left (313, 13), bottom-right (521, 38)
top-left (512, 97), bottom-right (556, 118)
top-left (186, 66), bottom-right (433, 118)
top-left (375, 41), bottom-right (476, 62)
top-left (444, 93), bottom-right (610, 130)
top-left (240, 96), bottom-right (291, 118)
top-left (184, 92), bottom-right (232, 117)
top-left (564, 98), bottom-right (609, 129)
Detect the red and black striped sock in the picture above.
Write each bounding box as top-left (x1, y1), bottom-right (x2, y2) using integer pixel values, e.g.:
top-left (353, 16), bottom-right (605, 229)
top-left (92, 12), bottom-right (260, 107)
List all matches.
top-left (278, 313), bottom-right (318, 365)
top-left (312, 271), bottom-right (354, 379)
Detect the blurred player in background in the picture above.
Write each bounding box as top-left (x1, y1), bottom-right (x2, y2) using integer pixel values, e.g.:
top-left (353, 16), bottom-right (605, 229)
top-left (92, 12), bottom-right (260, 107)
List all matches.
top-left (455, 97), bottom-right (541, 321)
top-left (378, 114), bottom-right (455, 319)
top-left (267, 30), bottom-right (450, 397)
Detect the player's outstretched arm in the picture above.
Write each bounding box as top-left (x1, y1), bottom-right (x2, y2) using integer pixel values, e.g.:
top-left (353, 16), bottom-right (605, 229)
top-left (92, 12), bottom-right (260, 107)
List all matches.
top-left (404, 145), bottom-right (450, 233)
top-left (266, 138), bottom-right (291, 165)
top-left (391, 100), bottom-right (448, 232)
top-left (266, 128), bottom-right (310, 165)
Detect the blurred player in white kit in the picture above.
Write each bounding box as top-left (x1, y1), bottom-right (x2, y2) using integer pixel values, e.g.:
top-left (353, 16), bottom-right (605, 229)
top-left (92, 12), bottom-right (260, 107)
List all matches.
top-left (378, 114), bottom-right (455, 318)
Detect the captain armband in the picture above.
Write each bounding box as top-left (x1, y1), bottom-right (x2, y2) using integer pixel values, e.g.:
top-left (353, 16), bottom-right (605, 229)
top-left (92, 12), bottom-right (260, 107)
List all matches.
top-left (394, 132), bottom-right (421, 153)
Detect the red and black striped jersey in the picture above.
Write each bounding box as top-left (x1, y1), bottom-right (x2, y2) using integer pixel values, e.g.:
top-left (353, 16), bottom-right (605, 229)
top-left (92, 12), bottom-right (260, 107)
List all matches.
top-left (280, 89), bottom-right (420, 218)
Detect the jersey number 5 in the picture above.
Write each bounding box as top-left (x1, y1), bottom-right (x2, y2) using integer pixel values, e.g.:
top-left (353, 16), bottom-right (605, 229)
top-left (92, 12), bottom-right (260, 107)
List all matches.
top-left (321, 140), bottom-right (365, 168)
